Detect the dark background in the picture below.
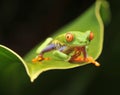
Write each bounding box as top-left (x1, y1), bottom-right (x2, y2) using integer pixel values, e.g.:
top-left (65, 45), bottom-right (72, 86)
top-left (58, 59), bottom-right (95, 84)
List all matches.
top-left (0, 0), bottom-right (120, 95)
top-left (0, 0), bottom-right (95, 55)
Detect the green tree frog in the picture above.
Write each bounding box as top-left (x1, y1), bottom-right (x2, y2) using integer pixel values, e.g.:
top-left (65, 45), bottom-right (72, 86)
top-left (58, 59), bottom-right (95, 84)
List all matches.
top-left (32, 30), bottom-right (100, 66)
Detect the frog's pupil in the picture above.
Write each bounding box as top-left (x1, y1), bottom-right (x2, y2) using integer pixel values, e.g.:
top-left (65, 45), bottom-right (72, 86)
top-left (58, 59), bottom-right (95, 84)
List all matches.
top-left (67, 36), bottom-right (69, 39)
top-left (65, 33), bottom-right (74, 42)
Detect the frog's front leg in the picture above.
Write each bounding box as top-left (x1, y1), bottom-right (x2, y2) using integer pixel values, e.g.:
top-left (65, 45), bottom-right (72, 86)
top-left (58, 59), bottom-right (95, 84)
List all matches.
top-left (72, 46), bottom-right (100, 66)
top-left (53, 46), bottom-right (72, 61)
top-left (71, 46), bottom-right (88, 62)
top-left (81, 46), bottom-right (88, 60)
top-left (53, 50), bottom-right (71, 61)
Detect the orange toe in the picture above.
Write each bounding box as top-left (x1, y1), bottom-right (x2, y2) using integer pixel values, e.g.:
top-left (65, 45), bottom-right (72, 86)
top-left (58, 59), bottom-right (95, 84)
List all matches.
top-left (32, 56), bottom-right (44, 63)
top-left (86, 57), bottom-right (100, 67)
top-left (32, 58), bottom-right (38, 63)
top-left (71, 56), bottom-right (100, 67)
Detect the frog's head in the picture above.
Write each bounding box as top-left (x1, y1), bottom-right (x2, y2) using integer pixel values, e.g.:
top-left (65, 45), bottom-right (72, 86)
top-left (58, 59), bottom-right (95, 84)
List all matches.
top-left (64, 30), bottom-right (94, 46)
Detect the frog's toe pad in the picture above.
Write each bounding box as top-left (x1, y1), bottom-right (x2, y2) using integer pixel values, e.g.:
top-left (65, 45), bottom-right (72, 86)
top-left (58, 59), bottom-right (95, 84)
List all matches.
top-left (32, 56), bottom-right (44, 63)
top-left (32, 56), bottom-right (50, 63)
top-left (86, 57), bottom-right (100, 67)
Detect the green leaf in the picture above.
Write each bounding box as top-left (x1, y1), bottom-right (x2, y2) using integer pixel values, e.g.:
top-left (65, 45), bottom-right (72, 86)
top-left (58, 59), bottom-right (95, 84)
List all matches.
top-left (0, 0), bottom-right (110, 82)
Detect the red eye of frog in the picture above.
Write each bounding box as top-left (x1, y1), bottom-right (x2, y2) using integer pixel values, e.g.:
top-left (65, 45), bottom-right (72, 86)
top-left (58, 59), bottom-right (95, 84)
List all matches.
top-left (65, 33), bottom-right (74, 42)
top-left (89, 32), bottom-right (94, 41)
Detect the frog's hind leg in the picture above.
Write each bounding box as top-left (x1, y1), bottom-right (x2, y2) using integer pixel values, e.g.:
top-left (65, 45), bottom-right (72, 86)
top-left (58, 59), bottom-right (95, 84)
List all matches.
top-left (32, 44), bottom-right (55, 62)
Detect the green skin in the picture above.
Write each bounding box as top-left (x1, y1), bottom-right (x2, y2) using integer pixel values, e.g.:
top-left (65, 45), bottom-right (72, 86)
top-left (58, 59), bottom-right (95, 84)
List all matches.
top-left (35, 30), bottom-right (93, 62)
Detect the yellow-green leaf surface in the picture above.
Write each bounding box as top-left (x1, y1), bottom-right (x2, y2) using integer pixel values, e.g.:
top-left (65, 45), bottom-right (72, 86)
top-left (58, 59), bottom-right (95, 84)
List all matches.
top-left (0, 0), bottom-right (110, 82)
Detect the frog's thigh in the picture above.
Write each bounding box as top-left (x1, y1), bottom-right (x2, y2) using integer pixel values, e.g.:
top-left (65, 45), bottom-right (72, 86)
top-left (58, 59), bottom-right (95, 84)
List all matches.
top-left (53, 50), bottom-right (69, 60)
top-left (36, 37), bottom-right (53, 54)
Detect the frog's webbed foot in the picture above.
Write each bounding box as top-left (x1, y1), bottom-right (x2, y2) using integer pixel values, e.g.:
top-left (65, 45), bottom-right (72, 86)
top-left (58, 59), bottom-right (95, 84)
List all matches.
top-left (71, 56), bottom-right (100, 67)
top-left (32, 55), bottom-right (50, 63)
